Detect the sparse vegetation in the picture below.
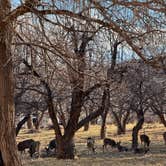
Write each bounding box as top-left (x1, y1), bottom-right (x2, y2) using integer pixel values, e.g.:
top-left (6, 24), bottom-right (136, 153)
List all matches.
top-left (17, 124), bottom-right (166, 166)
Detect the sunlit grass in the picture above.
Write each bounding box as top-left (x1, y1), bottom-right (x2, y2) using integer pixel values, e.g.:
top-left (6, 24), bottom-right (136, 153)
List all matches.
top-left (17, 123), bottom-right (166, 166)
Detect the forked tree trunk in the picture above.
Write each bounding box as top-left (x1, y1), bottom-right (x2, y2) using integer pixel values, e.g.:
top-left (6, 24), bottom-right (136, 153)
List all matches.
top-left (112, 111), bottom-right (125, 135)
top-left (115, 110), bottom-right (130, 135)
top-left (132, 110), bottom-right (144, 149)
top-left (117, 123), bottom-right (126, 135)
top-left (23, 34), bottom-right (93, 159)
top-left (58, 88), bottom-right (83, 159)
top-left (0, 1), bottom-right (22, 165)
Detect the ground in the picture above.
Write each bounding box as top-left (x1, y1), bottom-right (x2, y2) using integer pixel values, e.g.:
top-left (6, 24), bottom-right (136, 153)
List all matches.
top-left (17, 123), bottom-right (166, 166)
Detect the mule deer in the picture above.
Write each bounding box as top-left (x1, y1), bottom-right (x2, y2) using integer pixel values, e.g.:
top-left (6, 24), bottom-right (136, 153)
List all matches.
top-left (29, 141), bottom-right (40, 157)
top-left (140, 134), bottom-right (150, 147)
top-left (45, 139), bottom-right (56, 155)
top-left (103, 138), bottom-right (117, 152)
top-left (17, 139), bottom-right (35, 154)
top-left (87, 137), bottom-right (95, 154)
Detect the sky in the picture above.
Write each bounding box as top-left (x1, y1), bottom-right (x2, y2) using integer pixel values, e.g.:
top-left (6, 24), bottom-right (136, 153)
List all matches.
top-left (11, 0), bottom-right (21, 8)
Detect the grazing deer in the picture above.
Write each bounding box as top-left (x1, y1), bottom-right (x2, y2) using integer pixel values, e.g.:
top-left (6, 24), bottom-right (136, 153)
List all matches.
top-left (45, 139), bottom-right (56, 155)
top-left (140, 134), bottom-right (150, 147)
top-left (17, 139), bottom-right (35, 154)
top-left (87, 137), bottom-right (95, 154)
top-left (116, 142), bottom-right (128, 152)
top-left (103, 138), bottom-right (117, 152)
top-left (163, 132), bottom-right (166, 145)
top-left (29, 141), bottom-right (40, 158)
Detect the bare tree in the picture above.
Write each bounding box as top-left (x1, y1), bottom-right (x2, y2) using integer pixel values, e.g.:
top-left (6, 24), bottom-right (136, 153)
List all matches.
top-left (110, 83), bottom-right (131, 135)
top-left (0, 0), bottom-right (165, 163)
top-left (149, 78), bottom-right (166, 126)
top-left (126, 63), bottom-right (150, 149)
top-left (0, 1), bottom-right (22, 165)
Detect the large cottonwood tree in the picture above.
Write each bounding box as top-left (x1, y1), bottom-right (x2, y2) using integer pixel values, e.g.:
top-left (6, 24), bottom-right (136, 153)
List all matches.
top-left (0, 0), bottom-right (40, 165)
top-left (0, 1), bottom-right (22, 165)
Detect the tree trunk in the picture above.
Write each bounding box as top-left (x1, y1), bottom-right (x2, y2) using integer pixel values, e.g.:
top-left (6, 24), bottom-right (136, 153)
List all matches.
top-left (116, 110), bottom-right (130, 135)
top-left (132, 110), bottom-right (144, 149)
top-left (112, 110), bottom-right (125, 135)
top-left (100, 40), bottom-right (120, 138)
top-left (117, 123), bottom-right (126, 135)
top-left (0, 1), bottom-right (22, 165)
top-left (158, 113), bottom-right (166, 127)
top-left (33, 117), bottom-right (39, 130)
top-left (84, 122), bottom-right (89, 131)
top-left (100, 111), bottom-right (108, 139)
top-left (27, 115), bottom-right (33, 129)
top-left (84, 109), bottom-right (89, 131)
top-left (56, 136), bottom-right (75, 159)
top-left (121, 109), bottom-right (130, 134)
top-left (37, 111), bottom-right (45, 129)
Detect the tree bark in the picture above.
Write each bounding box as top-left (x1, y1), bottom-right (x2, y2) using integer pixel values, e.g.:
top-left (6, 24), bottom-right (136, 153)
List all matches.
top-left (16, 114), bottom-right (30, 136)
top-left (157, 112), bottom-right (166, 127)
top-left (27, 115), bottom-right (33, 129)
top-left (121, 109), bottom-right (130, 134)
top-left (113, 109), bottom-right (130, 135)
top-left (84, 122), bottom-right (89, 131)
top-left (117, 123), bottom-right (126, 135)
top-left (56, 136), bottom-right (75, 159)
top-left (100, 110), bottom-right (108, 139)
top-left (0, 1), bottom-right (22, 165)
top-left (112, 110), bottom-right (125, 135)
top-left (100, 40), bottom-right (121, 138)
top-left (84, 109), bottom-right (89, 131)
top-left (132, 110), bottom-right (144, 149)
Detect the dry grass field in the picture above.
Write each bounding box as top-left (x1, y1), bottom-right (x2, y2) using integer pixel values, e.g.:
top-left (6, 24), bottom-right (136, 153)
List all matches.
top-left (17, 123), bottom-right (166, 166)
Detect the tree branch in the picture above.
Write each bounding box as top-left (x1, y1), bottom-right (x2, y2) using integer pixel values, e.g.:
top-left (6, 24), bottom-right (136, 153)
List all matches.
top-left (76, 89), bottom-right (107, 130)
top-left (16, 114), bottom-right (30, 136)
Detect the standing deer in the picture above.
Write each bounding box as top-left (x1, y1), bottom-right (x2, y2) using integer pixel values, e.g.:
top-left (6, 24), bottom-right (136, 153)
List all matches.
top-left (45, 139), bottom-right (56, 155)
top-left (87, 137), bottom-right (95, 154)
top-left (140, 134), bottom-right (150, 148)
top-left (103, 138), bottom-right (117, 152)
top-left (17, 139), bottom-right (35, 154)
